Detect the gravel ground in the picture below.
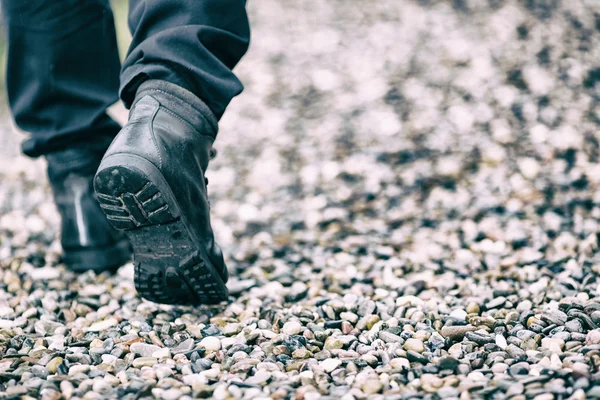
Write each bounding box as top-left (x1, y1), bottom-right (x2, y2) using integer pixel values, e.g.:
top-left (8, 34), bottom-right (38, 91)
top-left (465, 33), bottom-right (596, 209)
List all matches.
top-left (1, 0), bottom-right (600, 399)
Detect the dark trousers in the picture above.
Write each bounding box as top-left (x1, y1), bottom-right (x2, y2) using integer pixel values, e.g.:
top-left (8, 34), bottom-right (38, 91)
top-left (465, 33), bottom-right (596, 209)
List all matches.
top-left (1, 0), bottom-right (250, 157)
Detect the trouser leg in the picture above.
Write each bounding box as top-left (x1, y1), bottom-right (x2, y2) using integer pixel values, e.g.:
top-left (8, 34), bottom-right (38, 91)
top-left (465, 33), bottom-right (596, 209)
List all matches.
top-left (1, 0), bottom-right (122, 157)
top-left (121, 0), bottom-right (251, 120)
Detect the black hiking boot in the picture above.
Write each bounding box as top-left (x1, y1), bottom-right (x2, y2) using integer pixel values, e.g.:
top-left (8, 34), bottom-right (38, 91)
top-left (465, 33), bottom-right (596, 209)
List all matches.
top-left (93, 80), bottom-right (228, 305)
top-left (46, 146), bottom-right (132, 272)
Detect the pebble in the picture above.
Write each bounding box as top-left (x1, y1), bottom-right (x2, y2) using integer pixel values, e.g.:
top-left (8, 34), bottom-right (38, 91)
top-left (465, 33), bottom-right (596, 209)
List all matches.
top-left (390, 358), bottom-right (410, 370)
top-left (321, 359), bottom-right (342, 372)
top-left (441, 325), bottom-right (478, 340)
top-left (172, 338), bottom-right (195, 354)
top-left (379, 331), bottom-right (402, 343)
top-left (199, 337), bottom-right (221, 352)
top-left (132, 357), bottom-right (158, 368)
top-left (541, 338), bottom-right (564, 353)
top-left (282, 321), bottom-right (302, 336)
top-left (495, 335), bottom-right (508, 349)
top-left (585, 329), bottom-right (600, 345)
top-left (450, 309), bottom-right (468, 320)
top-left (439, 356), bottom-right (459, 371)
top-left (87, 318), bottom-right (118, 332)
top-left (130, 343), bottom-right (162, 357)
top-left (69, 365), bottom-right (90, 376)
top-left (362, 379), bottom-right (383, 395)
top-left (46, 357), bottom-right (63, 374)
top-left (404, 338), bottom-right (425, 353)
top-left (421, 374), bottom-right (443, 393)
top-left (324, 337), bottom-right (344, 350)
top-left (152, 348), bottom-right (172, 359)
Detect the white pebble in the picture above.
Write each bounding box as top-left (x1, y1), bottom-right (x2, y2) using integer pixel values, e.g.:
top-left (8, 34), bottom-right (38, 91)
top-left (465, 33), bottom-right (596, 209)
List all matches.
top-left (199, 336), bottom-right (221, 352)
top-left (282, 321), bottom-right (302, 336)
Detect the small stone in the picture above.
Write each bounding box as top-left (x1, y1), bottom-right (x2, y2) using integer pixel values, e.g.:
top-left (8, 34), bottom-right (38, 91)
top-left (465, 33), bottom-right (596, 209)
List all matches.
top-left (222, 323), bottom-right (242, 336)
top-left (379, 331), bottom-right (402, 343)
top-left (421, 374), bottom-right (443, 393)
top-left (361, 379), bottom-right (383, 395)
top-left (340, 312), bottom-right (358, 323)
top-left (566, 319), bottom-right (583, 333)
top-left (321, 359), bottom-right (342, 372)
top-left (542, 310), bottom-right (567, 326)
top-left (154, 365), bottom-right (174, 380)
top-left (491, 362), bottom-right (509, 373)
top-left (390, 358), bottom-right (410, 370)
top-left (438, 387), bottom-right (460, 399)
top-left (31, 365), bottom-right (48, 379)
top-left (292, 348), bottom-right (311, 359)
top-left (541, 337), bottom-right (564, 353)
top-left (69, 365), bottom-right (90, 376)
top-left (160, 389), bottom-right (183, 400)
top-left (30, 266), bottom-right (60, 280)
top-left (506, 344), bottom-right (527, 361)
top-left (450, 309), bottom-right (467, 320)
top-left (102, 354), bottom-right (117, 364)
top-left (516, 300), bottom-right (533, 312)
top-left (132, 357), bottom-right (158, 368)
top-left (152, 348), bottom-right (172, 359)
top-left (46, 357), bottom-right (63, 374)
top-left (407, 350), bottom-right (428, 364)
top-left (341, 321), bottom-right (353, 334)
top-left (466, 303), bottom-right (480, 315)
top-left (92, 380), bottom-right (112, 394)
top-left (439, 356), bottom-right (459, 370)
top-left (282, 321), bottom-right (302, 336)
top-left (448, 343), bottom-right (463, 359)
top-left (486, 297), bottom-right (506, 309)
top-left (130, 343), bottom-right (161, 357)
top-left (404, 338), bottom-right (424, 353)
top-left (245, 370), bottom-right (272, 386)
top-left (324, 337), bottom-right (344, 350)
top-left (358, 300), bottom-right (376, 316)
top-left (495, 334), bottom-right (508, 349)
top-left (441, 325), bottom-right (478, 340)
top-left (61, 381), bottom-right (74, 400)
top-left (172, 338), bottom-right (194, 354)
top-left (586, 329), bottom-right (600, 345)
top-left (87, 318), bottom-right (118, 332)
top-left (0, 319), bottom-right (14, 329)
top-left (199, 336), bottom-right (221, 351)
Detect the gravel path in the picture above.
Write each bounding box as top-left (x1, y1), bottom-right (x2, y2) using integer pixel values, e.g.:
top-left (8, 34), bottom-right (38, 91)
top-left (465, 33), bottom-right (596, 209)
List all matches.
top-left (1, 0), bottom-right (600, 399)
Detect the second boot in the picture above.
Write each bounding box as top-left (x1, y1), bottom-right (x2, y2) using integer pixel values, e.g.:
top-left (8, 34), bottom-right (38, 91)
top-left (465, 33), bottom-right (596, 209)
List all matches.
top-left (47, 143), bottom-right (132, 272)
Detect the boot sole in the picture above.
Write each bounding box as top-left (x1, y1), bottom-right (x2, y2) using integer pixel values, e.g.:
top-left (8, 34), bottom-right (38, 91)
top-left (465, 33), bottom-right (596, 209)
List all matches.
top-left (93, 154), bottom-right (228, 305)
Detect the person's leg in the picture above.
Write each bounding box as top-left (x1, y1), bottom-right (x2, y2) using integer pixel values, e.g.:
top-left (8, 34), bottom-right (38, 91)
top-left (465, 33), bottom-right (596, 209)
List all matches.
top-left (1, 0), bottom-right (131, 271)
top-left (121, 0), bottom-right (250, 119)
top-left (1, 0), bottom-right (122, 156)
top-left (94, 0), bottom-right (250, 304)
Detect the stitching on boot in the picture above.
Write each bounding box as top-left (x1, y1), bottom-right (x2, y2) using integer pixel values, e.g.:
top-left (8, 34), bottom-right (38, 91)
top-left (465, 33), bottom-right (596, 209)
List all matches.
top-left (140, 88), bottom-right (217, 132)
top-left (147, 100), bottom-right (163, 169)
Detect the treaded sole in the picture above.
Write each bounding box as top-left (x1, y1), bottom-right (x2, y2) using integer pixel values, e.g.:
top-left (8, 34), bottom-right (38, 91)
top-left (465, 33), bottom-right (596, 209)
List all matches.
top-left (93, 154), bottom-right (228, 305)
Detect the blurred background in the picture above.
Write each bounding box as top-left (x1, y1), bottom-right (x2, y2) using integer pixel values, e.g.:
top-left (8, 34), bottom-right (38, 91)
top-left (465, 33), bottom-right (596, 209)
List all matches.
top-left (1, 0), bottom-right (600, 277)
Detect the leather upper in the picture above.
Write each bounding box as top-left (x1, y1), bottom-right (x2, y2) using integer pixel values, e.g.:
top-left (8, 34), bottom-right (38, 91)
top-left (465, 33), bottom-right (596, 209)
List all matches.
top-left (102, 80), bottom-right (224, 267)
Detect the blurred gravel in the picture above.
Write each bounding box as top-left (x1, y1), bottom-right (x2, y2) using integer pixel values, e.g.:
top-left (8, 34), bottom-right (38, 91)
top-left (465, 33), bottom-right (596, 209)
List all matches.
top-left (2, 0), bottom-right (600, 399)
